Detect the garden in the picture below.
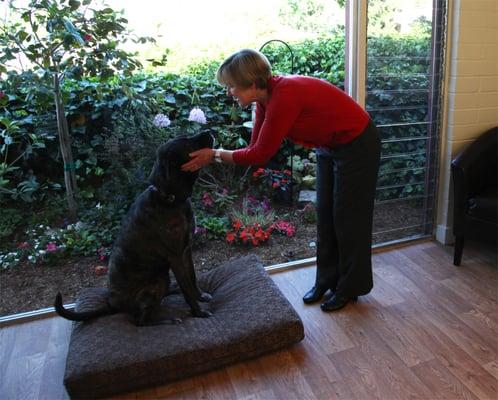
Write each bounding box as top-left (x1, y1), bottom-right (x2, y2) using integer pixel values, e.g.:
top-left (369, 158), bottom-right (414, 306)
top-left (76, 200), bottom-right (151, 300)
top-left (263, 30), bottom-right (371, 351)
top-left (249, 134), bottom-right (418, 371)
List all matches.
top-left (0, 0), bottom-right (432, 316)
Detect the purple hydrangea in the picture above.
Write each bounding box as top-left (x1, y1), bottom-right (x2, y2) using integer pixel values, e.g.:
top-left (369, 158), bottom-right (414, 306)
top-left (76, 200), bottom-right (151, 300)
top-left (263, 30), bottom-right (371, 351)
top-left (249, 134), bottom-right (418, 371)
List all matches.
top-left (188, 107), bottom-right (207, 124)
top-left (153, 113), bottom-right (171, 128)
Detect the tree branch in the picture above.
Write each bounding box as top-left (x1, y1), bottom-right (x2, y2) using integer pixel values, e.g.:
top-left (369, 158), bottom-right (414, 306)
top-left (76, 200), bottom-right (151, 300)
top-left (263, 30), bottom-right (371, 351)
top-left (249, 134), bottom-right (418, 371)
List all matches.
top-left (28, 10), bottom-right (47, 51)
top-left (8, 32), bottom-right (45, 70)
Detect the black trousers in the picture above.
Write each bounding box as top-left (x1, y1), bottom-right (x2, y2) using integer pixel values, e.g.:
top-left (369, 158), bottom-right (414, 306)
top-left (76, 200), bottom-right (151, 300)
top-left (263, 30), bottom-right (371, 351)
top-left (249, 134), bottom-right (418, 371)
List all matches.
top-left (314, 120), bottom-right (381, 298)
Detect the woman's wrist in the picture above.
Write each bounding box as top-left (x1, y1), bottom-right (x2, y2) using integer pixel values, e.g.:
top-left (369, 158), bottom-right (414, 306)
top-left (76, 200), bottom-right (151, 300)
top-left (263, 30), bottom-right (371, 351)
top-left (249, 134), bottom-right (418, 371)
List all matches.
top-left (214, 148), bottom-right (223, 163)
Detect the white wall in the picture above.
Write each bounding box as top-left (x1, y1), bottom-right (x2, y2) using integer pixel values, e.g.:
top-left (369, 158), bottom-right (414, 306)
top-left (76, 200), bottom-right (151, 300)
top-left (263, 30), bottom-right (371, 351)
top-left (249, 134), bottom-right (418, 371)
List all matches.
top-left (436, 0), bottom-right (498, 244)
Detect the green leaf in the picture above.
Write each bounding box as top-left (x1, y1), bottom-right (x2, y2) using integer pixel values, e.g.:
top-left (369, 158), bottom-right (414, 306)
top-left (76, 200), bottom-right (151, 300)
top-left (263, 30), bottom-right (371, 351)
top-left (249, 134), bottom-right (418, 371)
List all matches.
top-left (164, 94), bottom-right (176, 104)
top-left (17, 30), bottom-right (29, 42)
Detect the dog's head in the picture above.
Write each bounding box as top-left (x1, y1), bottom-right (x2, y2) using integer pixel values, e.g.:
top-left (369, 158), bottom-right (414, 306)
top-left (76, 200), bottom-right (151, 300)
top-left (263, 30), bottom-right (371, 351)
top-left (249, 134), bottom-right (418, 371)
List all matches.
top-left (149, 131), bottom-right (214, 201)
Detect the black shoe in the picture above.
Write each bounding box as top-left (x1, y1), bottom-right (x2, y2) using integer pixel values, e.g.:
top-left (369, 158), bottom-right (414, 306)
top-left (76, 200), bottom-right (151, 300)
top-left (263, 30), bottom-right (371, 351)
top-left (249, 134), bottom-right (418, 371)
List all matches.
top-left (303, 286), bottom-right (328, 304)
top-left (320, 295), bottom-right (358, 311)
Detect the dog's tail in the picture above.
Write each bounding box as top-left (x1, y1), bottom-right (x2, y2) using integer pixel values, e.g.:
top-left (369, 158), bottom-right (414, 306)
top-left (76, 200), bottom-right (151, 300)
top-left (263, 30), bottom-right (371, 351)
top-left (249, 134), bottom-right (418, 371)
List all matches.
top-left (54, 292), bottom-right (115, 322)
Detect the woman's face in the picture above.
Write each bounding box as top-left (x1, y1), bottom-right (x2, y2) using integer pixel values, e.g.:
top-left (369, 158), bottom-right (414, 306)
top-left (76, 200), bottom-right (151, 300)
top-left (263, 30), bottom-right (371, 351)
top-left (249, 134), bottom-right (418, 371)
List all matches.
top-left (227, 83), bottom-right (257, 108)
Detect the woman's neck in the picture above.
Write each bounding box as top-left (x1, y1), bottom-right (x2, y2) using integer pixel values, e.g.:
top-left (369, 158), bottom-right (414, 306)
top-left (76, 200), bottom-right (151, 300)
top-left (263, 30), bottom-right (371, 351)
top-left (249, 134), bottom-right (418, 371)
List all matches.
top-left (255, 88), bottom-right (269, 106)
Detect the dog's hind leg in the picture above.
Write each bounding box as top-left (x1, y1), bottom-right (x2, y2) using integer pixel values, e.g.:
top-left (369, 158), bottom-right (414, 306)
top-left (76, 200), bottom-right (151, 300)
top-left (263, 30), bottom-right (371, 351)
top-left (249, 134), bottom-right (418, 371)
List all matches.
top-left (133, 292), bottom-right (182, 326)
top-left (132, 280), bottom-right (181, 326)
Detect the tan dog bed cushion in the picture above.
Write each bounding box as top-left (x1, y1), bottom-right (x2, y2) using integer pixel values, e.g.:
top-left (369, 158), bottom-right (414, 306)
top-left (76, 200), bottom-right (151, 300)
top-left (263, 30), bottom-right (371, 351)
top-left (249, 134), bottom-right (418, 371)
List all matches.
top-left (63, 254), bottom-right (304, 399)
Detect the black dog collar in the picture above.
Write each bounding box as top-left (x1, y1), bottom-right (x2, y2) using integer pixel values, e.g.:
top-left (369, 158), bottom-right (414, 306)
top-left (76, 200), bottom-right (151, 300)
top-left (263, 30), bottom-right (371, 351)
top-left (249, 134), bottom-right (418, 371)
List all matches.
top-left (149, 185), bottom-right (176, 204)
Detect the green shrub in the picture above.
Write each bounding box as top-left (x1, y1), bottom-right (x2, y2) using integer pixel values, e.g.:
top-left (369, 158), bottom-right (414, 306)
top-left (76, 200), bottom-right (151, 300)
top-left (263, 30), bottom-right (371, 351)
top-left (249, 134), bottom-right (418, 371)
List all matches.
top-left (0, 31), bottom-right (434, 265)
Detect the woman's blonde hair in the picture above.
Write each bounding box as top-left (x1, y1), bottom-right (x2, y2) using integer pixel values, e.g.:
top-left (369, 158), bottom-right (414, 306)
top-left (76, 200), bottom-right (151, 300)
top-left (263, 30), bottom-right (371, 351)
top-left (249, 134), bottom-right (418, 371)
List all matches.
top-left (216, 49), bottom-right (272, 89)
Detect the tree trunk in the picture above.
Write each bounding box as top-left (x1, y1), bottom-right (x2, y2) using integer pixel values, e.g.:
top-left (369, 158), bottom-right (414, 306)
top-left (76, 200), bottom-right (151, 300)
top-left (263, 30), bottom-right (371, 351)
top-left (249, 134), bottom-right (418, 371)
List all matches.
top-left (53, 74), bottom-right (78, 220)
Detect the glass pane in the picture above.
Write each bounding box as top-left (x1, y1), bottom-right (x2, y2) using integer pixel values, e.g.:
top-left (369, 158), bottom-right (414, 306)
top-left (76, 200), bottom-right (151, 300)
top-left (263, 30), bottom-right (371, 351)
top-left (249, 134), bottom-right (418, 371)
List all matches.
top-left (366, 0), bottom-right (442, 244)
top-left (0, 0), bottom-right (346, 316)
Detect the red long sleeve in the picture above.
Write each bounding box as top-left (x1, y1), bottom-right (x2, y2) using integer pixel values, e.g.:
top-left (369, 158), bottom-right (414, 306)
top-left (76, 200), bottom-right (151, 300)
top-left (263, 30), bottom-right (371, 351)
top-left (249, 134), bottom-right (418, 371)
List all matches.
top-left (232, 76), bottom-right (370, 166)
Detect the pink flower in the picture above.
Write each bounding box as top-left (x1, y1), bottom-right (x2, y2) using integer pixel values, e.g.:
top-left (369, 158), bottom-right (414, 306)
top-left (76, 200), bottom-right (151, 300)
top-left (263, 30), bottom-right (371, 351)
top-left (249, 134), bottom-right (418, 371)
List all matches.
top-left (202, 192), bottom-right (214, 208)
top-left (17, 241), bottom-right (30, 249)
top-left (274, 220), bottom-right (296, 237)
top-left (0, 91), bottom-right (5, 99)
top-left (46, 242), bottom-right (58, 252)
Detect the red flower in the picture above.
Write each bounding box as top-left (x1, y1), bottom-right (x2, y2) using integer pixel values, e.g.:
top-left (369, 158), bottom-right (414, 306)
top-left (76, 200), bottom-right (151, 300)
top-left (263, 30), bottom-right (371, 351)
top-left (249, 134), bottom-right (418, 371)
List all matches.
top-left (254, 229), bottom-right (265, 241)
top-left (232, 219), bottom-right (242, 231)
top-left (252, 167), bottom-right (265, 178)
top-left (272, 182), bottom-right (279, 188)
top-left (226, 231), bottom-right (236, 244)
top-left (83, 34), bottom-right (93, 42)
top-left (17, 241), bottom-right (30, 249)
top-left (0, 91), bottom-right (5, 99)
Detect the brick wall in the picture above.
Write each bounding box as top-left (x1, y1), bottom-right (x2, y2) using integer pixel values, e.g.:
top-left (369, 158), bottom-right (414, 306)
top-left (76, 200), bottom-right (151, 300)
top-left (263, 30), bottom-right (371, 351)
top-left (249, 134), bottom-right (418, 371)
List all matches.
top-left (436, 0), bottom-right (498, 244)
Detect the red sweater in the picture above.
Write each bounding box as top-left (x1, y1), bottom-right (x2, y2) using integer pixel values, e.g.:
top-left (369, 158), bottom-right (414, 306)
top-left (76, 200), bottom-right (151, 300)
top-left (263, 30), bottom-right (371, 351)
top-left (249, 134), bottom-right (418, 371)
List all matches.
top-left (232, 75), bottom-right (370, 166)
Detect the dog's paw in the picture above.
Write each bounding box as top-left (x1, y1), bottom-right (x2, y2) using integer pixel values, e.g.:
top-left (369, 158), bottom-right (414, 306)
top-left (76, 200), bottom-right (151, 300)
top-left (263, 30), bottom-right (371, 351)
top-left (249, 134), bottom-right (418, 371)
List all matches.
top-left (193, 309), bottom-right (212, 318)
top-left (199, 292), bottom-right (212, 302)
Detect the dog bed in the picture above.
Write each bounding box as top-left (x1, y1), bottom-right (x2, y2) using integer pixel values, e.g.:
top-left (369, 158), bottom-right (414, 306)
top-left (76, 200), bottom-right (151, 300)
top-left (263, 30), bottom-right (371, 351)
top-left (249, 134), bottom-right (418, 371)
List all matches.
top-left (63, 254), bottom-right (304, 399)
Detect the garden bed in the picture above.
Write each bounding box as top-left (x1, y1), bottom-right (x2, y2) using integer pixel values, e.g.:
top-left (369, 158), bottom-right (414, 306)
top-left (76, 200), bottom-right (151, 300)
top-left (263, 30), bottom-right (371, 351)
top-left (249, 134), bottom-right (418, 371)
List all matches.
top-left (0, 205), bottom-right (317, 317)
top-left (0, 196), bottom-right (426, 317)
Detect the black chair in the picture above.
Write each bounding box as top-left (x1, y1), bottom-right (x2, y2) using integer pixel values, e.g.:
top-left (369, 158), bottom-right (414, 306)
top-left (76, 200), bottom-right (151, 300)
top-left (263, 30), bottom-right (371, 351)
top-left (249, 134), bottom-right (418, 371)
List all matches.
top-left (451, 126), bottom-right (497, 266)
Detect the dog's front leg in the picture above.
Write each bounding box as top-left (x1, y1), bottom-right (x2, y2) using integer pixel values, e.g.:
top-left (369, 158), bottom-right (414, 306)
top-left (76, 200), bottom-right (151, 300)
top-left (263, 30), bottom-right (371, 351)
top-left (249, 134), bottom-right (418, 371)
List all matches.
top-left (168, 253), bottom-right (212, 318)
top-left (184, 245), bottom-right (212, 302)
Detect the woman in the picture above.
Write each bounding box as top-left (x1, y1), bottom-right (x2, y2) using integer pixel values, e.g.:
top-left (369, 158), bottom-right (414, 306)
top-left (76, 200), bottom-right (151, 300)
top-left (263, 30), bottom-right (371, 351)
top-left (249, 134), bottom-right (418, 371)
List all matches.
top-left (182, 48), bottom-right (381, 311)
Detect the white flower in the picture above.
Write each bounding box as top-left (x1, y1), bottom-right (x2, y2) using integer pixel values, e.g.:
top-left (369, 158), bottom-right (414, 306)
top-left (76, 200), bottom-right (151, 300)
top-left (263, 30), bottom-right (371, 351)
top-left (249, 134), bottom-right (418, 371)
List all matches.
top-left (38, 250), bottom-right (46, 255)
top-left (66, 224), bottom-right (73, 231)
top-left (153, 113), bottom-right (171, 128)
top-left (28, 255), bottom-right (34, 261)
top-left (95, 202), bottom-right (102, 209)
top-left (188, 107), bottom-right (207, 124)
top-left (74, 221), bottom-right (85, 231)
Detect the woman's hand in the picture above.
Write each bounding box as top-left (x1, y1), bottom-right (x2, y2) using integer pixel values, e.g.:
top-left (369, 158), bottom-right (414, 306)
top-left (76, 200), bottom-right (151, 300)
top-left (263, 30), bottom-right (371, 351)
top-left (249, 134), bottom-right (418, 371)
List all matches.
top-left (181, 148), bottom-right (214, 172)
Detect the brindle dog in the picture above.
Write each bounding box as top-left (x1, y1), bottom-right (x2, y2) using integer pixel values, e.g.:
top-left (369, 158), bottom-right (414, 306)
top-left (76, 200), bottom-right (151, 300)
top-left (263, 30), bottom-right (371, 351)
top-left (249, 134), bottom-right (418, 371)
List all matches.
top-left (55, 132), bottom-right (214, 325)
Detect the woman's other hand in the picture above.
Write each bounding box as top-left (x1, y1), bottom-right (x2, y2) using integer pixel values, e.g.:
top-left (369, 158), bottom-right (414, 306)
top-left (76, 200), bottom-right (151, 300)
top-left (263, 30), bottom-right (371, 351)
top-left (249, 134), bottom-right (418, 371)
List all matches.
top-left (181, 148), bottom-right (214, 172)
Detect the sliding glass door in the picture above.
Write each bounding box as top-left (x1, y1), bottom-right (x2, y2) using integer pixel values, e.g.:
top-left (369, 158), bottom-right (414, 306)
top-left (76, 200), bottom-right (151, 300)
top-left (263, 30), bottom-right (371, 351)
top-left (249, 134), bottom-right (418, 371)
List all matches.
top-left (362, 0), bottom-right (446, 244)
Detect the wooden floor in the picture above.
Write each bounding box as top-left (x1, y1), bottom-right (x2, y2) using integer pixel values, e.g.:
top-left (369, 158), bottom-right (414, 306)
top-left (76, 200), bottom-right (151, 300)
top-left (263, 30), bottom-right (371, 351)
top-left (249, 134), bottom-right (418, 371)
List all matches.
top-left (1, 240), bottom-right (497, 399)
